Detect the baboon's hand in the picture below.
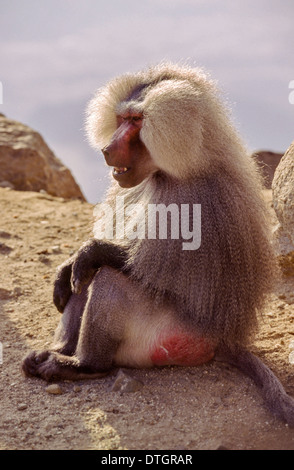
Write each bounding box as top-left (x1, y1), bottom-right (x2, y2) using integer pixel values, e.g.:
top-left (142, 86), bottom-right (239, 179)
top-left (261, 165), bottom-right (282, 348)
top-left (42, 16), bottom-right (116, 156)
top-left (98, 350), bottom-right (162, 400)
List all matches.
top-left (55, 239), bottom-right (128, 300)
top-left (53, 257), bottom-right (74, 313)
top-left (53, 240), bottom-right (98, 311)
top-left (71, 239), bottom-right (101, 295)
top-left (70, 238), bottom-right (128, 294)
top-left (71, 257), bottom-right (97, 295)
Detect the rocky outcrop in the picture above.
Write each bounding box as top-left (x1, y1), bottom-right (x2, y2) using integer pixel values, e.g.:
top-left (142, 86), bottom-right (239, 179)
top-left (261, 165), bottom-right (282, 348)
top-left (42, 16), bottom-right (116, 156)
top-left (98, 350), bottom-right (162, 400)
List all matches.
top-left (254, 150), bottom-right (284, 189)
top-left (0, 114), bottom-right (85, 200)
top-left (272, 142), bottom-right (294, 276)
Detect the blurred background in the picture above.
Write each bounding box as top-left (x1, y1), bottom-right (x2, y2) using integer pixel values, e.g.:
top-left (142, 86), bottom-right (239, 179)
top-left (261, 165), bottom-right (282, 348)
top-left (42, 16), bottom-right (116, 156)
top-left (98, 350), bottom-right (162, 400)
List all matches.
top-left (0, 0), bottom-right (293, 203)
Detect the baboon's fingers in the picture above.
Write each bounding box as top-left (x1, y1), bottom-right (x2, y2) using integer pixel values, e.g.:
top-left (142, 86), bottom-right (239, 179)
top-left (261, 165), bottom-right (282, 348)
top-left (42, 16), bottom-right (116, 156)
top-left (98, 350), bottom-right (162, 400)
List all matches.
top-left (53, 259), bottom-right (74, 312)
top-left (53, 282), bottom-right (72, 312)
top-left (71, 257), bottom-right (96, 295)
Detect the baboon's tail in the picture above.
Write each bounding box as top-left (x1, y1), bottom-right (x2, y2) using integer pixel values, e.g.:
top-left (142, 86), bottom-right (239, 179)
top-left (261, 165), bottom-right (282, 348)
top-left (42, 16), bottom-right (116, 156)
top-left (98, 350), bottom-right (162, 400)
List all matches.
top-left (216, 343), bottom-right (294, 426)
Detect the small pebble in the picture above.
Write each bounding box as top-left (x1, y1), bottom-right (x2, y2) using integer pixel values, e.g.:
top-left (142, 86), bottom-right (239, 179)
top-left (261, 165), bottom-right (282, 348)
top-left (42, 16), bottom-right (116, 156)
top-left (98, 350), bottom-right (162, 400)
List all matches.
top-left (39, 254), bottom-right (50, 264)
top-left (110, 369), bottom-right (144, 393)
top-left (0, 231), bottom-right (11, 239)
top-left (0, 242), bottom-right (12, 255)
top-left (13, 286), bottom-right (22, 296)
top-left (46, 384), bottom-right (63, 395)
top-left (17, 403), bottom-right (27, 411)
top-left (51, 245), bottom-right (61, 253)
top-left (0, 181), bottom-right (15, 189)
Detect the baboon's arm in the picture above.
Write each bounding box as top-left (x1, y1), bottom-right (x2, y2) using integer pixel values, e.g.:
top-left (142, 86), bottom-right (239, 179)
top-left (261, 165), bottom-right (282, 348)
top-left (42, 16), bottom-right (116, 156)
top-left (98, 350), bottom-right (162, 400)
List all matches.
top-left (53, 238), bottom-right (128, 312)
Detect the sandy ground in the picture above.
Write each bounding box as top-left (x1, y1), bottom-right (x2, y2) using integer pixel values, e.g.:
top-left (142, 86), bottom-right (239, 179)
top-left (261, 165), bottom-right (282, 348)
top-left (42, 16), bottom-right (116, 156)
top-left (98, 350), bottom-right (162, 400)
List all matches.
top-left (1, 186), bottom-right (294, 451)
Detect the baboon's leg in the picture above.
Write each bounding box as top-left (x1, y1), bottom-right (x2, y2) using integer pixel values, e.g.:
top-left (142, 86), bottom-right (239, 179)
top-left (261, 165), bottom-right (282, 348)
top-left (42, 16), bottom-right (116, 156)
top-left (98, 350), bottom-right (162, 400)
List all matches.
top-left (22, 267), bottom-right (129, 381)
top-left (22, 284), bottom-right (89, 379)
top-left (51, 283), bottom-right (89, 356)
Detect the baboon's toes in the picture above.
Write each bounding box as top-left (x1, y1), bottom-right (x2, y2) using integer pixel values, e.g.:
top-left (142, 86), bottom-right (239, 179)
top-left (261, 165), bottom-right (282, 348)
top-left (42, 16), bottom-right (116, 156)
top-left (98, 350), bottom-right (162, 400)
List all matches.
top-left (21, 350), bottom-right (50, 378)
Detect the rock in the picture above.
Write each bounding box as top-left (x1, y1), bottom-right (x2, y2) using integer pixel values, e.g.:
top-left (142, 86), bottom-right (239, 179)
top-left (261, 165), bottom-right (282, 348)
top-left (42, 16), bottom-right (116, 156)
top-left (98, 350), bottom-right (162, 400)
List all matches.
top-left (0, 115), bottom-right (85, 200)
top-left (0, 242), bottom-right (12, 255)
top-left (0, 180), bottom-right (15, 189)
top-left (17, 403), bottom-right (28, 411)
top-left (13, 286), bottom-right (23, 297)
top-left (0, 288), bottom-right (12, 300)
top-left (254, 150), bottom-right (284, 189)
top-left (272, 141), bottom-right (294, 275)
top-left (0, 231), bottom-right (11, 239)
top-left (45, 384), bottom-right (63, 395)
top-left (51, 245), bottom-right (61, 254)
top-left (38, 254), bottom-right (51, 264)
top-left (110, 369), bottom-right (144, 393)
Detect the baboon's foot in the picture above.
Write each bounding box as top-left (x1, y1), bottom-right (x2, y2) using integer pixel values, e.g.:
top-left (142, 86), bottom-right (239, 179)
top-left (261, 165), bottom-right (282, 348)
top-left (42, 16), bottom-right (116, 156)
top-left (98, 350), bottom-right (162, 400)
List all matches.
top-left (22, 350), bottom-right (51, 379)
top-left (22, 350), bottom-right (109, 381)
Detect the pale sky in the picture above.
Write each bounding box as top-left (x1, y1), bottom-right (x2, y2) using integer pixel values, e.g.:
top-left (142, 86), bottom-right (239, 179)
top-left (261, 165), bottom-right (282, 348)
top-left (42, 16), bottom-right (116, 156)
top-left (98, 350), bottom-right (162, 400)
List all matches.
top-left (0, 0), bottom-right (293, 202)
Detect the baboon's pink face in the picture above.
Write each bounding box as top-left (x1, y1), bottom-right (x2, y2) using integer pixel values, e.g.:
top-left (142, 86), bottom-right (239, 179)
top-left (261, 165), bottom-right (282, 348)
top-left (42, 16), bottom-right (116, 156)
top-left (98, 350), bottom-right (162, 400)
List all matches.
top-left (101, 112), bottom-right (158, 188)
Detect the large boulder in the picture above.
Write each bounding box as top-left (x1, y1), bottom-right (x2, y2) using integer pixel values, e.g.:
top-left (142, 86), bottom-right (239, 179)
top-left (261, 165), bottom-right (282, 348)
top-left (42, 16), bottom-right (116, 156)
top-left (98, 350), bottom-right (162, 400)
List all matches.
top-left (0, 114), bottom-right (85, 200)
top-left (272, 141), bottom-right (294, 276)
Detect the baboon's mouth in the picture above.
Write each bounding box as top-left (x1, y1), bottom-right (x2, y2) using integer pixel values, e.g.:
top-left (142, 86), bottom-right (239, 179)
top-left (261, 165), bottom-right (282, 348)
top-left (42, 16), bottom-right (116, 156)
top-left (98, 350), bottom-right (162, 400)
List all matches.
top-left (113, 167), bottom-right (130, 175)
